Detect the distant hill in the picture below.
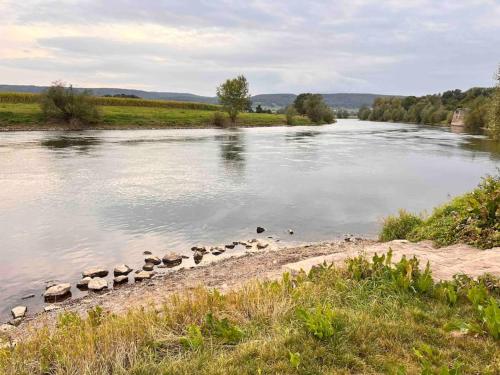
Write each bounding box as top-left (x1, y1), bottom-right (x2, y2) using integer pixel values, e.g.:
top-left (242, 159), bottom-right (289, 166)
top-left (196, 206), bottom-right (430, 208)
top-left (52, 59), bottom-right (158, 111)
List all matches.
top-left (0, 85), bottom-right (396, 109)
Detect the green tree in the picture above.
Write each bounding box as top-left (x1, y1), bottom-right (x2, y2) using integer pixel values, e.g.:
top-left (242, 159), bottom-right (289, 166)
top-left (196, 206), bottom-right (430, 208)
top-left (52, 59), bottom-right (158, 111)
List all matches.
top-left (303, 94), bottom-right (335, 124)
top-left (294, 93), bottom-right (313, 115)
top-left (255, 104), bottom-right (263, 113)
top-left (284, 105), bottom-right (297, 125)
top-left (40, 81), bottom-right (100, 125)
top-left (216, 75), bottom-right (251, 123)
top-left (488, 67), bottom-right (500, 140)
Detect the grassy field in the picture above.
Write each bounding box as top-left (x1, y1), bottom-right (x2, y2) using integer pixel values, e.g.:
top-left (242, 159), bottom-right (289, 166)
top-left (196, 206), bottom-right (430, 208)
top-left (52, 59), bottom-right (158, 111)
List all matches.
top-left (0, 96), bottom-right (313, 129)
top-left (0, 252), bottom-right (498, 374)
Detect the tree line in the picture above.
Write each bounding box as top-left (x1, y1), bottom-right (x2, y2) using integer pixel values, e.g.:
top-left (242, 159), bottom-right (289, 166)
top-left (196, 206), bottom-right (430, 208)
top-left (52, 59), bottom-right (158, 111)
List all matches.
top-left (358, 87), bottom-right (494, 130)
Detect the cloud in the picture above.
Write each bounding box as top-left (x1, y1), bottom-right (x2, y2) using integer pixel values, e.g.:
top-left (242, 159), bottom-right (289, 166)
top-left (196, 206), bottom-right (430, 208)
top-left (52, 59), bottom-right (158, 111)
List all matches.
top-left (0, 0), bottom-right (499, 95)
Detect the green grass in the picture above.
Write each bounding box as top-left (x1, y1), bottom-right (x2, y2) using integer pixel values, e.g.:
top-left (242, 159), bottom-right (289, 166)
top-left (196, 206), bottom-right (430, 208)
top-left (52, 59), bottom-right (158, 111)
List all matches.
top-left (380, 175), bottom-right (500, 249)
top-left (1, 253), bottom-right (498, 374)
top-left (0, 103), bottom-right (313, 128)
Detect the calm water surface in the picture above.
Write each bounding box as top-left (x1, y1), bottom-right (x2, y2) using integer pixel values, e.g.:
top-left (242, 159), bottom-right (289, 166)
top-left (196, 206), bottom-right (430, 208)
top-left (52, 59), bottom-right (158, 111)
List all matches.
top-left (0, 120), bottom-right (499, 320)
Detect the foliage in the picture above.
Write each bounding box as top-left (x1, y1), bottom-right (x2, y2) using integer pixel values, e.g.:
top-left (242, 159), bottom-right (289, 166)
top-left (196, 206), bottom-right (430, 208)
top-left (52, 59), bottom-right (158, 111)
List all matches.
top-left (379, 209), bottom-right (423, 242)
top-left (1, 91), bottom-right (220, 111)
top-left (358, 87), bottom-right (495, 130)
top-left (216, 75), bottom-right (251, 123)
top-left (284, 105), bottom-right (297, 125)
top-left (40, 82), bottom-right (100, 125)
top-left (211, 111), bottom-right (226, 127)
top-left (488, 66), bottom-right (500, 140)
top-left (293, 93), bottom-right (313, 115)
top-left (380, 175), bottom-right (499, 249)
top-left (299, 93), bottom-right (336, 124)
top-left (0, 103), bottom-right (313, 129)
top-left (1, 253), bottom-right (499, 374)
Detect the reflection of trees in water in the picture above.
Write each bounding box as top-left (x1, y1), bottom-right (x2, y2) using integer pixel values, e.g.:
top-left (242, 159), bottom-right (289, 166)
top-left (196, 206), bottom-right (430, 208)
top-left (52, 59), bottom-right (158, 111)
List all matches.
top-left (460, 137), bottom-right (500, 160)
top-left (41, 136), bottom-right (102, 154)
top-left (215, 131), bottom-right (246, 175)
top-left (285, 131), bottom-right (320, 143)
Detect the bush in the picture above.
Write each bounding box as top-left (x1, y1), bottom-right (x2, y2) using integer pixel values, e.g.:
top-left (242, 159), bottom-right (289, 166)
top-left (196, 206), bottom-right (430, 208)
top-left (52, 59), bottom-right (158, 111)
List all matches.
top-left (40, 82), bottom-right (100, 125)
top-left (284, 105), bottom-right (297, 125)
top-left (379, 209), bottom-right (423, 242)
top-left (302, 94), bottom-right (336, 124)
top-left (380, 175), bottom-right (499, 249)
top-left (212, 111), bottom-right (226, 127)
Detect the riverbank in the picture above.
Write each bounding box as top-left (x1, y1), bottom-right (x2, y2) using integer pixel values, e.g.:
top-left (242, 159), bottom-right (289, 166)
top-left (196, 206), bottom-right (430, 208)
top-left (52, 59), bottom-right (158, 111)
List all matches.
top-left (0, 103), bottom-right (313, 130)
top-left (1, 238), bottom-right (499, 373)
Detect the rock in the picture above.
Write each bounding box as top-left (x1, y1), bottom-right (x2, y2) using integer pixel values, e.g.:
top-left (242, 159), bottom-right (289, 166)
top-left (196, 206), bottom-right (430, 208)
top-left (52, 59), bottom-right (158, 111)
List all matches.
top-left (233, 241), bottom-right (239, 245)
top-left (143, 250), bottom-right (152, 255)
top-left (9, 318), bottom-right (23, 327)
top-left (181, 255), bottom-right (190, 259)
top-left (44, 305), bottom-right (61, 312)
top-left (257, 241), bottom-right (269, 249)
top-left (225, 244), bottom-right (235, 249)
top-left (191, 246), bottom-right (208, 253)
top-left (245, 245), bottom-right (253, 249)
top-left (144, 255), bottom-right (161, 265)
top-left (88, 277), bottom-right (108, 291)
top-left (21, 294), bottom-right (35, 300)
top-left (211, 247), bottom-right (225, 255)
top-left (162, 253), bottom-right (183, 267)
top-left (256, 226), bottom-right (266, 233)
top-left (44, 283), bottom-right (71, 302)
top-left (249, 239), bottom-right (258, 243)
top-left (0, 323), bottom-right (15, 333)
top-left (114, 264), bottom-right (132, 276)
top-left (288, 229), bottom-right (294, 235)
top-left (11, 306), bottom-right (27, 319)
top-left (76, 277), bottom-right (92, 289)
top-left (193, 250), bottom-right (204, 264)
top-left (45, 281), bottom-right (58, 290)
top-left (82, 267), bottom-right (108, 278)
top-left (143, 263), bottom-right (155, 271)
top-left (113, 275), bottom-right (128, 284)
top-left (134, 271), bottom-right (153, 281)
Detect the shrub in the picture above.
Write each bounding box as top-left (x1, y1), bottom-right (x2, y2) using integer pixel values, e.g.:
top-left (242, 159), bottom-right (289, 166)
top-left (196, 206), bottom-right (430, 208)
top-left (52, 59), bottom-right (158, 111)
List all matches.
top-left (379, 209), bottom-right (423, 242)
top-left (296, 305), bottom-right (339, 340)
top-left (284, 105), bottom-right (297, 125)
top-left (380, 175), bottom-right (499, 249)
top-left (40, 82), bottom-right (100, 125)
top-left (212, 111), bottom-right (226, 127)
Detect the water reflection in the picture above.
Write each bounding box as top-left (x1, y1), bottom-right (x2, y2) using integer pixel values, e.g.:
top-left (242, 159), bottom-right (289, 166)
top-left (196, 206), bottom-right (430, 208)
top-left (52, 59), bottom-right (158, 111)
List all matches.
top-left (41, 135), bottom-right (102, 153)
top-left (285, 130), bottom-right (320, 143)
top-left (460, 137), bottom-right (500, 160)
top-left (216, 131), bottom-right (246, 175)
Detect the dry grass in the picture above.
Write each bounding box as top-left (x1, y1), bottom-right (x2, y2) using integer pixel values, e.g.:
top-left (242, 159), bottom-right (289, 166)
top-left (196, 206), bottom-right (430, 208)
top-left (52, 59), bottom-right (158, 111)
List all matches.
top-left (1, 254), bottom-right (498, 374)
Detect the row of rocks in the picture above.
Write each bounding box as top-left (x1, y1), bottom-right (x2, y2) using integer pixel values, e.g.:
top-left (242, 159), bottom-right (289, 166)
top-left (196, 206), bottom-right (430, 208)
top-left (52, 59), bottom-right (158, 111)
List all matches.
top-left (5, 235), bottom-right (275, 327)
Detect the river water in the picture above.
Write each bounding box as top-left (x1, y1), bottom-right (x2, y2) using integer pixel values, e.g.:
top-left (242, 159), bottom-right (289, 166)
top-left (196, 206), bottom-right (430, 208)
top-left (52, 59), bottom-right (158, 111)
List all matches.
top-left (0, 120), bottom-right (498, 320)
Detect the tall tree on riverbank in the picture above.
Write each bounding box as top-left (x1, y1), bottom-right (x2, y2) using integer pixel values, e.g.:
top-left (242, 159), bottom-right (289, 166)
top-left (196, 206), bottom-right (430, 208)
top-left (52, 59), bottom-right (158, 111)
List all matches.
top-left (488, 66), bottom-right (500, 140)
top-left (216, 75), bottom-right (251, 123)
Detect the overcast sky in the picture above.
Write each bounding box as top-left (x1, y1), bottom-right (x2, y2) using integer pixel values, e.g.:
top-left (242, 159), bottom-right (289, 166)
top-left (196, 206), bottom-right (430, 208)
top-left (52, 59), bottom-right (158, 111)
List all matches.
top-left (1, 0), bottom-right (499, 96)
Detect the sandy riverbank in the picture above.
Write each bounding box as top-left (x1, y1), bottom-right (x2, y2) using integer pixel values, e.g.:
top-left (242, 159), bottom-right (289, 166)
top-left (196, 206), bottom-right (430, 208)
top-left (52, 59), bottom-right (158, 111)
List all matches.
top-left (3, 238), bottom-right (499, 344)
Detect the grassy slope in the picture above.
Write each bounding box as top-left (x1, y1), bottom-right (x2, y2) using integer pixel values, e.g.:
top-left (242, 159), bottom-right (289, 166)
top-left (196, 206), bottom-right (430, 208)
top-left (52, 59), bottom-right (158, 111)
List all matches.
top-left (380, 175), bottom-right (499, 249)
top-left (0, 254), bottom-right (498, 374)
top-left (0, 103), bottom-right (313, 129)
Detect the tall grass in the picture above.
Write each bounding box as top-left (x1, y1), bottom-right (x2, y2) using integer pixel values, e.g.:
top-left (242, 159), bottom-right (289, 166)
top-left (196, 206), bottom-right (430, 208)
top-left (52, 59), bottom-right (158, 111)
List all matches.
top-left (0, 254), bottom-right (498, 374)
top-left (0, 92), bottom-right (220, 111)
top-left (380, 175), bottom-right (500, 249)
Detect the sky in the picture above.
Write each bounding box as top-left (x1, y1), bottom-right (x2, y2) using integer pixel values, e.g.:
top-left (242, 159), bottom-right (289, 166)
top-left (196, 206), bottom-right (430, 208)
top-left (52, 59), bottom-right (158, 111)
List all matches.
top-left (0, 0), bottom-right (499, 96)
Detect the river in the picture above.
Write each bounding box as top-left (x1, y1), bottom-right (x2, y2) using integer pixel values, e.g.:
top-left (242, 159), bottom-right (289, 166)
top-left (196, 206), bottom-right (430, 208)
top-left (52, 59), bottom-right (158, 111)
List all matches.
top-left (0, 119), bottom-right (498, 320)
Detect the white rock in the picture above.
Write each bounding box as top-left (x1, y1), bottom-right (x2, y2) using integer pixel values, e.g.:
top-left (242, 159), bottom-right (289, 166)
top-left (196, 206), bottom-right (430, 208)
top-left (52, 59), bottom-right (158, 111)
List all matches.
top-left (114, 264), bottom-right (132, 276)
top-left (44, 305), bottom-right (61, 312)
top-left (134, 271), bottom-right (153, 281)
top-left (113, 275), bottom-right (128, 284)
top-left (11, 306), bottom-right (27, 319)
top-left (88, 277), bottom-right (108, 291)
top-left (82, 267), bottom-right (108, 278)
top-left (44, 283), bottom-right (71, 301)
